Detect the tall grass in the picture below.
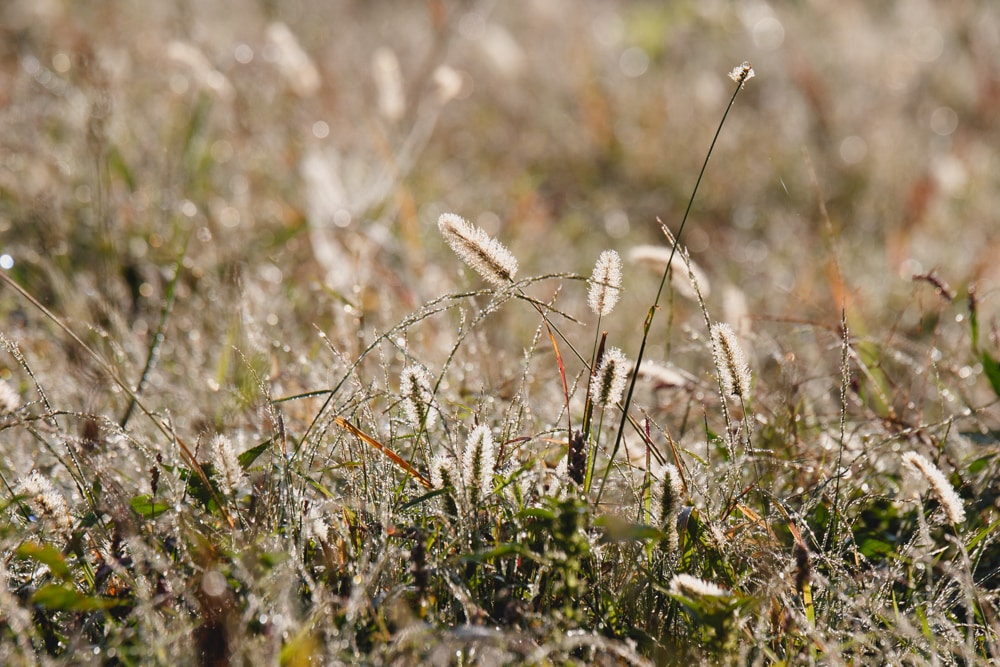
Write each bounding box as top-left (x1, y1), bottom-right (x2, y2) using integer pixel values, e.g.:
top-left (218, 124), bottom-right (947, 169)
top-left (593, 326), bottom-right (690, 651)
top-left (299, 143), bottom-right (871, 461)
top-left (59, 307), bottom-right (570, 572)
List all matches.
top-left (1, 3), bottom-right (999, 665)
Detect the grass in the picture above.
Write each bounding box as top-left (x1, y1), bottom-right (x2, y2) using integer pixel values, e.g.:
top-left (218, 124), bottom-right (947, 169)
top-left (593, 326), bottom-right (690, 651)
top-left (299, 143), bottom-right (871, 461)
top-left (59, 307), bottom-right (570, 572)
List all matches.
top-left (1, 2), bottom-right (1000, 665)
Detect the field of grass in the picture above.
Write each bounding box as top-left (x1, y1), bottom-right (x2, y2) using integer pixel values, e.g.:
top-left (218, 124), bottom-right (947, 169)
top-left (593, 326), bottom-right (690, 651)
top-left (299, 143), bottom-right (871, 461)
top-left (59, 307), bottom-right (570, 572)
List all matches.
top-left (1, 1), bottom-right (1000, 665)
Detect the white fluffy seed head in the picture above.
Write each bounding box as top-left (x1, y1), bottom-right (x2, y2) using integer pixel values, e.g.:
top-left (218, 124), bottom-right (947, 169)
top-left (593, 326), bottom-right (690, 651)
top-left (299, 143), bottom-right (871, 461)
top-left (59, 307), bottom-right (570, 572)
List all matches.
top-left (587, 250), bottom-right (623, 317)
top-left (659, 464), bottom-right (684, 552)
top-left (17, 471), bottom-right (72, 535)
top-left (430, 454), bottom-right (455, 491)
top-left (438, 213), bottom-right (518, 287)
top-left (728, 61), bottom-right (755, 88)
top-left (669, 573), bottom-right (730, 598)
top-left (400, 364), bottom-right (439, 430)
top-left (590, 347), bottom-right (630, 407)
top-left (0, 380), bottom-right (20, 415)
top-left (462, 425), bottom-right (497, 504)
top-left (628, 245), bottom-right (711, 300)
top-left (710, 322), bottom-right (751, 400)
top-left (211, 434), bottom-right (243, 495)
top-left (902, 451), bottom-right (966, 525)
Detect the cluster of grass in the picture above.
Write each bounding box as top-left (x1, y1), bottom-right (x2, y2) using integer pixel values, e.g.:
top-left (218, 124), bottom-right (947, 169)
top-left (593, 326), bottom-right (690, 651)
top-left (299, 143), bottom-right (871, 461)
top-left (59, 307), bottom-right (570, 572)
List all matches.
top-left (2, 2), bottom-right (1000, 665)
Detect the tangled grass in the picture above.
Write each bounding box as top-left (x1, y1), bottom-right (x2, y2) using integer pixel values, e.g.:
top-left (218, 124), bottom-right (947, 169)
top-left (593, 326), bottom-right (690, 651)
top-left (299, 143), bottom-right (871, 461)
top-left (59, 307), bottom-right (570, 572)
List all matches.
top-left (1, 2), bottom-right (1000, 665)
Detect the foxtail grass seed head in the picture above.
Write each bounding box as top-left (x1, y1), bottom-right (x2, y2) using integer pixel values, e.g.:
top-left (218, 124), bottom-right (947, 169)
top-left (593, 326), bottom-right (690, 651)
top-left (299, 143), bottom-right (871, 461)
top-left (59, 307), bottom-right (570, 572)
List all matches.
top-left (211, 434), bottom-right (243, 495)
top-left (660, 463), bottom-right (684, 528)
top-left (902, 451), bottom-right (966, 525)
top-left (669, 573), bottom-right (730, 598)
top-left (659, 464), bottom-right (684, 551)
top-left (590, 347), bottom-right (630, 406)
top-left (400, 364), bottom-right (439, 430)
top-left (305, 503), bottom-right (330, 543)
top-left (462, 425), bottom-right (496, 504)
top-left (430, 453), bottom-right (459, 515)
top-left (430, 454), bottom-right (455, 491)
top-left (17, 471), bottom-right (72, 536)
top-left (437, 212), bottom-right (518, 287)
top-left (638, 361), bottom-right (693, 390)
top-left (711, 322), bottom-right (751, 400)
top-left (728, 61), bottom-right (755, 87)
top-left (588, 249), bottom-right (622, 317)
top-left (628, 245), bottom-right (711, 300)
top-left (0, 380), bottom-right (19, 414)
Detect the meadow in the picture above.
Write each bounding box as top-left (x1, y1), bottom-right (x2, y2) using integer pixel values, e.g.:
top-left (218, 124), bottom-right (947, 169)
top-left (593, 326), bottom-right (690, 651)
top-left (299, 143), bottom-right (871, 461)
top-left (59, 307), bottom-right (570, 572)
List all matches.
top-left (1, 1), bottom-right (999, 664)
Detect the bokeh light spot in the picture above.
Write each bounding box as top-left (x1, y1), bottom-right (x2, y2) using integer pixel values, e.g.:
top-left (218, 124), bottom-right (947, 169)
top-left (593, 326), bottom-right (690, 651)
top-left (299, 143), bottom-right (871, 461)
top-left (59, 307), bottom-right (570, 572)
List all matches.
top-left (619, 47), bottom-right (649, 78)
top-left (753, 17), bottom-right (784, 51)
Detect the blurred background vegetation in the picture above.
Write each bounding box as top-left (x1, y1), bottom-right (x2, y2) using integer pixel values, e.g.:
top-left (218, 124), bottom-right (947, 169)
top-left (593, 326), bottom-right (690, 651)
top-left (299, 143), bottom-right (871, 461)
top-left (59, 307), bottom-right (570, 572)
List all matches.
top-left (0, 1), bottom-right (998, 663)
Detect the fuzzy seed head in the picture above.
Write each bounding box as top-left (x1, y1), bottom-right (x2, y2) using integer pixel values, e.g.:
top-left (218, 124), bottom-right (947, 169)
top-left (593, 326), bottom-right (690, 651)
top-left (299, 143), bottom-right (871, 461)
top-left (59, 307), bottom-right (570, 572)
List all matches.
top-left (587, 250), bottom-right (623, 317)
top-left (211, 434), bottom-right (243, 495)
top-left (711, 322), bottom-right (751, 400)
top-left (589, 347), bottom-right (630, 407)
top-left (669, 573), bottom-right (730, 598)
top-left (305, 503), bottom-right (329, 543)
top-left (659, 464), bottom-right (684, 553)
top-left (17, 471), bottom-right (72, 535)
top-left (902, 451), bottom-right (965, 525)
top-left (462, 424), bottom-right (497, 504)
top-left (628, 245), bottom-right (711, 300)
top-left (659, 464), bottom-right (683, 525)
top-left (400, 364), bottom-right (439, 430)
top-left (430, 454), bottom-right (455, 491)
top-left (438, 213), bottom-right (518, 287)
top-left (728, 61), bottom-right (755, 87)
top-left (0, 380), bottom-right (20, 415)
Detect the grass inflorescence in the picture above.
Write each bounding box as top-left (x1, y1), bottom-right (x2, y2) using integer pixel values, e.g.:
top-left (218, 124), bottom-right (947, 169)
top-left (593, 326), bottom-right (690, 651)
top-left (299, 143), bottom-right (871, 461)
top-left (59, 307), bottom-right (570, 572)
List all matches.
top-left (1, 4), bottom-right (1000, 666)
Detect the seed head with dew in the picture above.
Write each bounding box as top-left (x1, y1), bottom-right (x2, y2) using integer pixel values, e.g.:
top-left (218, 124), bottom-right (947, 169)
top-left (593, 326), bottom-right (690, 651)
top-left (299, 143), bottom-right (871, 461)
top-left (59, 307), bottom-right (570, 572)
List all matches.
top-left (902, 451), bottom-right (966, 526)
top-left (437, 212), bottom-right (518, 287)
top-left (0, 380), bottom-right (19, 415)
top-left (590, 347), bottom-right (630, 407)
top-left (669, 573), bottom-right (730, 599)
top-left (430, 454), bottom-right (456, 492)
top-left (659, 463), bottom-right (684, 552)
top-left (399, 364), bottom-right (439, 431)
top-left (17, 471), bottom-right (72, 536)
top-left (430, 453), bottom-right (459, 516)
top-left (462, 424), bottom-right (496, 505)
top-left (587, 249), bottom-right (623, 317)
top-left (728, 61), bottom-right (755, 88)
top-left (710, 322), bottom-right (751, 400)
top-left (211, 434), bottom-right (243, 496)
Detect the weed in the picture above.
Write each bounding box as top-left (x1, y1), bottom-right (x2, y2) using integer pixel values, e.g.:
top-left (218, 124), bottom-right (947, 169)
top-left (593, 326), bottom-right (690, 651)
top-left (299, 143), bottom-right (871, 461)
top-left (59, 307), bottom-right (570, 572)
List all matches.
top-left (1, 4), bottom-right (999, 665)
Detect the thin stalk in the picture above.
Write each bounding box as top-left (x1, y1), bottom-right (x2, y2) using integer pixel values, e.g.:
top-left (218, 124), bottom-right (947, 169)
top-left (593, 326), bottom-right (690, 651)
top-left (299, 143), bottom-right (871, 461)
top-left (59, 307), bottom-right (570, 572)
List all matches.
top-left (597, 65), bottom-right (753, 503)
top-left (825, 309), bottom-right (850, 552)
top-left (121, 235), bottom-right (189, 427)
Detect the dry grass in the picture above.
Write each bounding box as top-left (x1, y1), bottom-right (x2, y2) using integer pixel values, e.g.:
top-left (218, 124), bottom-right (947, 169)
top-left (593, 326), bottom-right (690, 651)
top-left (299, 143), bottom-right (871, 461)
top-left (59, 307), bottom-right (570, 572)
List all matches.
top-left (1, 1), bottom-right (1000, 665)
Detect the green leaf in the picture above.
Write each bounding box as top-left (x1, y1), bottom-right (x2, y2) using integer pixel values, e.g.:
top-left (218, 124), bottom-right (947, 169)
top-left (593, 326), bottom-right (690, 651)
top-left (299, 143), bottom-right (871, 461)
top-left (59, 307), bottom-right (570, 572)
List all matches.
top-left (238, 439), bottom-right (272, 469)
top-left (461, 544), bottom-right (538, 564)
top-left (129, 494), bottom-right (173, 519)
top-left (518, 507), bottom-right (557, 521)
top-left (16, 543), bottom-right (71, 583)
top-left (595, 514), bottom-right (663, 542)
top-left (858, 537), bottom-right (895, 559)
top-left (32, 583), bottom-right (126, 612)
top-left (981, 351), bottom-right (1000, 399)
top-left (968, 455), bottom-right (995, 475)
top-left (258, 551), bottom-right (291, 570)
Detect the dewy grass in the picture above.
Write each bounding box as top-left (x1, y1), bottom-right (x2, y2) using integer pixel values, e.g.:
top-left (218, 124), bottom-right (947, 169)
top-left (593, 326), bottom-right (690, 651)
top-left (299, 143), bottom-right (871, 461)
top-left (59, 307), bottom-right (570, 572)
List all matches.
top-left (902, 451), bottom-right (966, 526)
top-left (596, 61), bottom-right (755, 503)
top-left (437, 212), bottom-right (519, 288)
top-left (3, 14), bottom-right (1000, 663)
